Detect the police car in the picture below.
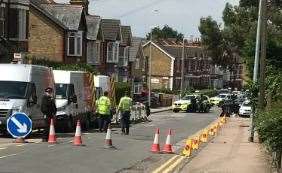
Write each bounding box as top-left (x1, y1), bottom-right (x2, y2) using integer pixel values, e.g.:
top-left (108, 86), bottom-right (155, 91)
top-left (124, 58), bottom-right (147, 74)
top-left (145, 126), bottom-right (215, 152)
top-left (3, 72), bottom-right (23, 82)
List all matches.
top-left (172, 95), bottom-right (196, 113)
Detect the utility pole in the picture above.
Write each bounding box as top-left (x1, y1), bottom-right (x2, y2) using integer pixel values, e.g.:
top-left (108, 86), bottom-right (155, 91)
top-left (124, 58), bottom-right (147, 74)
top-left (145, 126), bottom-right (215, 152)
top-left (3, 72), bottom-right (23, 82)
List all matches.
top-left (180, 38), bottom-right (185, 96)
top-left (249, 0), bottom-right (267, 142)
top-left (148, 31), bottom-right (152, 107)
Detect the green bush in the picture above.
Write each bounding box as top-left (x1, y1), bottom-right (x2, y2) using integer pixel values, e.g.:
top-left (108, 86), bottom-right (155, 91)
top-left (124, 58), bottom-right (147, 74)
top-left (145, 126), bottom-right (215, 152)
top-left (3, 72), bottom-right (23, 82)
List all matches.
top-left (30, 57), bottom-right (97, 73)
top-left (255, 102), bottom-right (282, 153)
top-left (152, 88), bottom-right (179, 95)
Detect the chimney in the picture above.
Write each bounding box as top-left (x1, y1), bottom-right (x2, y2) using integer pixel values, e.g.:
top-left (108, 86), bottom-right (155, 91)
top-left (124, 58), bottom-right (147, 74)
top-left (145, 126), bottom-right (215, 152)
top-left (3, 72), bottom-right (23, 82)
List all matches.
top-left (70, 0), bottom-right (89, 14)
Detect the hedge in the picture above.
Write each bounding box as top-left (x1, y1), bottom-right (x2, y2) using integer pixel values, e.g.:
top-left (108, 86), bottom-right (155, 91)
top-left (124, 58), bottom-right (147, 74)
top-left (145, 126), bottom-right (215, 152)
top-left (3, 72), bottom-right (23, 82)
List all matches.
top-left (29, 57), bottom-right (97, 73)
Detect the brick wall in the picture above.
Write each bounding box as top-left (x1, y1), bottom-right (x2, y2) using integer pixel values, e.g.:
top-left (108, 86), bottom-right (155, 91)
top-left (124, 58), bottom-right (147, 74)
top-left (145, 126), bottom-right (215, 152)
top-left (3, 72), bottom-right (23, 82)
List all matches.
top-left (143, 44), bottom-right (172, 77)
top-left (28, 8), bottom-right (64, 62)
top-left (143, 43), bottom-right (173, 90)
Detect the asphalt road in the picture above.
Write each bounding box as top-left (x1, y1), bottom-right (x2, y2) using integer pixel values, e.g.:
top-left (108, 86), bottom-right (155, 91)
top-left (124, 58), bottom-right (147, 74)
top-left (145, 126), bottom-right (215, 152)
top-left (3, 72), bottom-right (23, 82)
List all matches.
top-left (0, 108), bottom-right (219, 173)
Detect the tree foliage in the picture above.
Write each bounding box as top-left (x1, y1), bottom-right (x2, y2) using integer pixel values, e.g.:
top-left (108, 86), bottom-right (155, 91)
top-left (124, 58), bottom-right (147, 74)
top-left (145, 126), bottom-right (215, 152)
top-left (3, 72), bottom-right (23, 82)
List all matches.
top-left (146, 25), bottom-right (184, 41)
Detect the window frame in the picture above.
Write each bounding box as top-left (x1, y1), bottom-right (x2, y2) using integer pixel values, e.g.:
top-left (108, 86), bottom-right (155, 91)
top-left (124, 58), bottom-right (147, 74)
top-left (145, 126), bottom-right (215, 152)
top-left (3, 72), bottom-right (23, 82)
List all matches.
top-left (67, 31), bottom-right (83, 57)
top-left (8, 6), bottom-right (28, 41)
top-left (107, 41), bottom-right (119, 63)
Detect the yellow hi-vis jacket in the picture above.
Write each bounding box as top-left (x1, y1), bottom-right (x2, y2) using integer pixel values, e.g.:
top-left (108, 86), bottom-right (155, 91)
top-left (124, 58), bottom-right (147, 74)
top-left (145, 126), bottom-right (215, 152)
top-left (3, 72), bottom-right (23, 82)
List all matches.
top-left (118, 96), bottom-right (133, 112)
top-left (96, 96), bottom-right (111, 116)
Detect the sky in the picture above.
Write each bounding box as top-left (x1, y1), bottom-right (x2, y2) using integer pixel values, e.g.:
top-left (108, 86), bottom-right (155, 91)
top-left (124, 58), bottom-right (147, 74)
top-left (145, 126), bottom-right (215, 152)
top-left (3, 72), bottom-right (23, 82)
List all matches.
top-left (54, 0), bottom-right (239, 38)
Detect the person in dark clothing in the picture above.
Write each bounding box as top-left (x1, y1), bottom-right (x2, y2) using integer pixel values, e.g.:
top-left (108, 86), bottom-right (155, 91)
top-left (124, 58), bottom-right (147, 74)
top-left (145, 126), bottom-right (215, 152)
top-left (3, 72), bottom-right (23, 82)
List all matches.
top-left (40, 87), bottom-right (57, 142)
top-left (191, 96), bottom-right (197, 112)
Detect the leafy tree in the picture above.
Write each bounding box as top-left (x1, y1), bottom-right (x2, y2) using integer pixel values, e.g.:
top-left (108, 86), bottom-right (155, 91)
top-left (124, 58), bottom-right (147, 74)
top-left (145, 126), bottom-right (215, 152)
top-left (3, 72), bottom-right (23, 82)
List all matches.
top-left (146, 25), bottom-right (184, 41)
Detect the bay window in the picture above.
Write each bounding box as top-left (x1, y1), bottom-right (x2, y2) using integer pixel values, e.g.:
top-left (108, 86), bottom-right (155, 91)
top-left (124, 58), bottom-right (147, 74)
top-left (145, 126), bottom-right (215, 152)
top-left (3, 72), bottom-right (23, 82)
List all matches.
top-left (68, 31), bottom-right (83, 56)
top-left (0, 5), bottom-right (5, 37)
top-left (107, 41), bottom-right (119, 63)
top-left (87, 41), bottom-right (100, 64)
top-left (8, 6), bottom-right (28, 41)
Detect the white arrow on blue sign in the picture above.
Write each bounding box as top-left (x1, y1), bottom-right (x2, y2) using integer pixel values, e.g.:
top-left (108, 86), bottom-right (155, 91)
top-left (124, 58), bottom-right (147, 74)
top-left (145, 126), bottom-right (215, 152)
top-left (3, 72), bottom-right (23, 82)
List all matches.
top-left (7, 112), bottom-right (32, 138)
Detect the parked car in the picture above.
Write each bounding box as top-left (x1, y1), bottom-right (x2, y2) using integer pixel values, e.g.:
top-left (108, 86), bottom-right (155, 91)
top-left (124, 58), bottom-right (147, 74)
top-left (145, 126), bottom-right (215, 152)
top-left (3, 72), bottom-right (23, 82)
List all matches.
top-left (209, 96), bottom-right (223, 106)
top-left (0, 64), bottom-right (55, 134)
top-left (239, 100), bottom-right (252, 117)
top-left (172, 95), bottom-right (196, 113)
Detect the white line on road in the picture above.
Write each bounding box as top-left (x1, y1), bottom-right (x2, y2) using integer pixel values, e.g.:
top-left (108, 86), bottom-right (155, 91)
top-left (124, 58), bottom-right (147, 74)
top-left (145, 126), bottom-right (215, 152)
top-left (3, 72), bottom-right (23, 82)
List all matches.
top-left (0, 147), bottom-right (7, 150)
top-left (16, 144), bottom-right (25, 147)
top-left (48, 145), bottom-right (55, 148)
top-left (0, 153), bottom-right (18, 159)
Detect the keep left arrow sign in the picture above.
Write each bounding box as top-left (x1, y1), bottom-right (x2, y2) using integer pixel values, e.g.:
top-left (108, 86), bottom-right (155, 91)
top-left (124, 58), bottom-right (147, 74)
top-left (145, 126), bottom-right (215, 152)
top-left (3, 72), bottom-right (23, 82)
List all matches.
top-left (11, 117), bottom-right (27, 133)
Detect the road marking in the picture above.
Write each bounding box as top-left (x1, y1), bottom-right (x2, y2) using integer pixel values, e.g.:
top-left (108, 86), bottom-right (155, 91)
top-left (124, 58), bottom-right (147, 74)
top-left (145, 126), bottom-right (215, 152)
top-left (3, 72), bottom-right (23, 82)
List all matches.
top-left (0, 147), bottom-right (7, 150)
top-left (162, 156), bottom-right (185, 173)
top-left (0, 153), bottom-right (18, 159)
top-left (152, 155), bottom-right (179, 173)
top-left (48, 145), bottom-right (55, 148)
top-left (16, 144), bottom-right (25, 147)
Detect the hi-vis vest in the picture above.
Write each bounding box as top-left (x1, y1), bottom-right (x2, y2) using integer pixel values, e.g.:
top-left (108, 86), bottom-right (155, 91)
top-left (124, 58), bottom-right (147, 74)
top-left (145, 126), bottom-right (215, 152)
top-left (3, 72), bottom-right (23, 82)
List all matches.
top-left (96, 96), bottom-right (111, 115)
top-left (118, 96), bottom-right (132, 112)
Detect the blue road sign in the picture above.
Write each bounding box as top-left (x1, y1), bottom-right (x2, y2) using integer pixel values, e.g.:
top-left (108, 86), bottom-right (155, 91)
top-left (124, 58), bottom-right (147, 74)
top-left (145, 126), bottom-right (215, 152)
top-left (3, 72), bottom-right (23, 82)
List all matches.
top-left (7, 112), bottom-right (32, 138)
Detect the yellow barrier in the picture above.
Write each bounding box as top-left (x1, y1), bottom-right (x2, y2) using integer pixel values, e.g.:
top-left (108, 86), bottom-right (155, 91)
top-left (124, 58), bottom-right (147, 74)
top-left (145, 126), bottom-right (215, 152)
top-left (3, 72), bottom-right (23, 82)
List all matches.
top-left (182, 139), bottom-right (192, 157)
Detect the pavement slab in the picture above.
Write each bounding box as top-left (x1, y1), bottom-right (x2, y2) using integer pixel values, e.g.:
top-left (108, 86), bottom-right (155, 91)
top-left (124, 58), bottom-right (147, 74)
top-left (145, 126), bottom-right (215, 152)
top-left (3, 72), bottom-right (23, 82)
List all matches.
top-left (181, 117), bottom-right (272, 173)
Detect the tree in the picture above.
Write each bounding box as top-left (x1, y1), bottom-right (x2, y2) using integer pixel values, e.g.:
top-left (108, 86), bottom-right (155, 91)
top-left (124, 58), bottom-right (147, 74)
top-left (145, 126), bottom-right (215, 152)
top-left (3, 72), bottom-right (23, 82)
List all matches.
top-left (146, 25), bottom-right (184, 41)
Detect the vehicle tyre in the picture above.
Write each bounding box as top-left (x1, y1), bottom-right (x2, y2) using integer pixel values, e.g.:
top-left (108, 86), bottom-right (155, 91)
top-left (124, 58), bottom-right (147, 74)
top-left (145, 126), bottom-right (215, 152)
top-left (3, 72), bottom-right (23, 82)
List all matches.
top-left (83, 116), bottom-right (91, 131)
top-left (173, 110), bottom-right (179, 113)
top-left (65, 117), bottom-right (74, 133)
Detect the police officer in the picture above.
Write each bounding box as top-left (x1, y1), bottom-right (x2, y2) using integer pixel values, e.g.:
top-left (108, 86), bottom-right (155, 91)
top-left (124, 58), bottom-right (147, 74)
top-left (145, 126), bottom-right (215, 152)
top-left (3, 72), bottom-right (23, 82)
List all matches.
top-left (96, 91), bottom-right (111, 132)
top-left (40, 87), bottom-right (57, 142)
top-left (117, 91), bottom-right (132, 135)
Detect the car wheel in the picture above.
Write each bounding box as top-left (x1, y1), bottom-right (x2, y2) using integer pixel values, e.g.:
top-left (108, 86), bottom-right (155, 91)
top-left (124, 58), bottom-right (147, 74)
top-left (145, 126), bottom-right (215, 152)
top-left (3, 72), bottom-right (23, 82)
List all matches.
top-left (65, 117), bottom-right (74, 133)
top-left (173, 110), bottom-right (179, 113)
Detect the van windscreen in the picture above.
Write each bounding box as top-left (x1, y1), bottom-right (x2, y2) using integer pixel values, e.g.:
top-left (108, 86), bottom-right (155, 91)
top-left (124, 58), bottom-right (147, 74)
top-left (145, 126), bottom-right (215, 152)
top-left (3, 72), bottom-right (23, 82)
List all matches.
top-left (55, 84), bottom-right (68, 99)
top-left (0, 81), bottom-right (28, 99)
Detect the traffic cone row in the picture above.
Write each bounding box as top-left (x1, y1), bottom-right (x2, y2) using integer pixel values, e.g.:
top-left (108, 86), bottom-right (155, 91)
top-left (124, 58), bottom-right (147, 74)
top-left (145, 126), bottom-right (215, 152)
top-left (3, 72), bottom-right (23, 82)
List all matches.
top-left (181, 115), bottom-right (228, 157)
top-left (46, 118), bottom-right (116, 148)
top-left (151, 128), bottom-right (174, 154)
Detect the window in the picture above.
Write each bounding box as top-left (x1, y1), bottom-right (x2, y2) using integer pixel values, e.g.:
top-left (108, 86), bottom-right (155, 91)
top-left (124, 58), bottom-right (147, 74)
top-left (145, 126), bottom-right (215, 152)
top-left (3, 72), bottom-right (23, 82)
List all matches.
top-left (107, 41), bottom-right (119, 63)
top-left (134, 83), bottom-right (143, 94)
top-left (68, 31), bottom-right (83, 56)
top-left (135, 58), bottom-right (140, 69)
top-left (0, 5), bottom-right (5, 37)
top-left (8, 7), bottom-right (27, 40)
top-left (87, 41), bottom-right (100, 64)
top-left (119, 46), bottom-right (129, 66)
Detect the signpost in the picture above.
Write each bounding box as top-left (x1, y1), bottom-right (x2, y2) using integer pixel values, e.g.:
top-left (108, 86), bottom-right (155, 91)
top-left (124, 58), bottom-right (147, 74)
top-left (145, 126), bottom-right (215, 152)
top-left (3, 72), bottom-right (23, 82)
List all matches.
top-left (7, 112), bottom-right (32, 140)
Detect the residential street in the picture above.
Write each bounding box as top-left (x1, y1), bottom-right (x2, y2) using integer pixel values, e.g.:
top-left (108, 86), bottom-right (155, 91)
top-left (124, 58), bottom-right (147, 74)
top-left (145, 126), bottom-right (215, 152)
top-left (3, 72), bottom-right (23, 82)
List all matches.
top-left (0, 109), bottom-right (219, 173)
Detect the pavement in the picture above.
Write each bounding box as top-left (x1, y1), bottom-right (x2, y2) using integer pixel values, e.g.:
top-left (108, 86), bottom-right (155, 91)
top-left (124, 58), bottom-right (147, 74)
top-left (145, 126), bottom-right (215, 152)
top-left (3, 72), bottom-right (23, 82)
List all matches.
top-left (151, 106), bottom-right (172, 114)
top-left (0, 109), bottom-right (219, 173)
top-left (180, 117), bottom-right (272, 173)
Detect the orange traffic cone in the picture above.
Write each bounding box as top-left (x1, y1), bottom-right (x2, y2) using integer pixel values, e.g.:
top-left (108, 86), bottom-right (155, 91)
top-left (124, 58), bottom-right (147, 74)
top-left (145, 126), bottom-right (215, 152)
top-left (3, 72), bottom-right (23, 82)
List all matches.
top-left (73, 120), bottom-right (83, 146)
top-left (48, 118), bottom-right (57, 144)
top-left (104, 124), bottom-right (114, 149)
top-left (151, 128), bottom-right (160, 153)
top-left (182, 139), bottom-right (192, 157)
top-left (162, 129), bottom-right (173, 154)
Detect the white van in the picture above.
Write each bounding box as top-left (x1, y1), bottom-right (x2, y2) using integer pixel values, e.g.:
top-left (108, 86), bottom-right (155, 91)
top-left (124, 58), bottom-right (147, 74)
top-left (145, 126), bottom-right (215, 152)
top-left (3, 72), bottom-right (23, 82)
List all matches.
top-left (0, 64), bottom-right (55, 134)
top-left (53, 70), bottom-right (94, 132)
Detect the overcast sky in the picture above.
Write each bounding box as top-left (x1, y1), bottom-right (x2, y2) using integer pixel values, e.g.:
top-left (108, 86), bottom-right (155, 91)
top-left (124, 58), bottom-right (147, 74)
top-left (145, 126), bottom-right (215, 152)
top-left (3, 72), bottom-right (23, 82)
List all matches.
top-left (54, 0), bottom-right (239, 38)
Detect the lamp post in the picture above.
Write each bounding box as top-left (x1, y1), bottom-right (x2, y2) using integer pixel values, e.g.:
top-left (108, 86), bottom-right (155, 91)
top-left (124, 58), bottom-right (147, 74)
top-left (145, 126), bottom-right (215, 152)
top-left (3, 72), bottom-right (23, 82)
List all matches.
top-left (148, 30), bottom-right (152, 107)
top-left (180, 38), bottom-right (186, 96)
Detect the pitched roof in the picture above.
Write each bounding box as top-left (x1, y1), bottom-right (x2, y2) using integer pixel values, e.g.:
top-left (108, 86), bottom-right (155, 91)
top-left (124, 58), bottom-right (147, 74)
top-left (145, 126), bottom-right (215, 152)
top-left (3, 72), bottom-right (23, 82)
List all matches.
top-left (100, 19), bottom-right (121, 41)
top-left (30, 1), bottom-right (68, 30)
top-left (144, 39), bottom-right (207, 59)
top-left (121, 26), bottom-right (132, 46)
top-left (40, 4), bottom-right (84, 30)
top-left (129, 37), bottom-right (145, 62)
top-left (86, 15), bottom-right (101, 40)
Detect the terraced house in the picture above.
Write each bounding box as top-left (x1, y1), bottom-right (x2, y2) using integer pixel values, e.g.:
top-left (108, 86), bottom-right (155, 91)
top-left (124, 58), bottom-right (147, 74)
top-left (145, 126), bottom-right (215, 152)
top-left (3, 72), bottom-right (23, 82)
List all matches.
top-left (0, 0), bottom-right (29, 63)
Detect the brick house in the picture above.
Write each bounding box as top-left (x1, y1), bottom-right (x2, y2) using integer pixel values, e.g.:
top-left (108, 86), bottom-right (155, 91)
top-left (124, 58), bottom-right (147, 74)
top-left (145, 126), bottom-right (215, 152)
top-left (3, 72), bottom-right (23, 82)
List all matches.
top-left (129, 37), bottom-right (146, 94)
top-left (0, 0), bottom-right (29, 63)
top-left (118, 25), bottom-right (132, 82)
top-left (143, 39), bottom-right (213, 91)
top-left (99, 19), bottom-right (122, 78)
top-left (28, 0), bottom-right (87, 64)
top-left (85, 14), bottom-right (102, 66)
